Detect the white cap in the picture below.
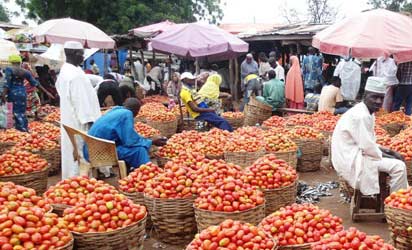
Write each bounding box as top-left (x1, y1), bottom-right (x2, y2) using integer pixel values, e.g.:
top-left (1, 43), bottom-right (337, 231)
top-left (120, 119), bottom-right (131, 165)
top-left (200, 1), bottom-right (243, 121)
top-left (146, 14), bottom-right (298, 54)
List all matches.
top-left (181, 72), bottom-right (195, 80)
top-left (246, 53), bottom-right (253, 58)
top-left (365, 77), bottom-right (386, 94)
top-left (63, 41), bottom-right (83, 50)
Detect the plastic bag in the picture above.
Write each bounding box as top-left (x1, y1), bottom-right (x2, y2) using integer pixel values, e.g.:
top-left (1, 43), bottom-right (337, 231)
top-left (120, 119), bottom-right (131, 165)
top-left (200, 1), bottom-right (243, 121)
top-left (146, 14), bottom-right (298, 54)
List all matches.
top-left (0, 102), bottom-right (13, 129)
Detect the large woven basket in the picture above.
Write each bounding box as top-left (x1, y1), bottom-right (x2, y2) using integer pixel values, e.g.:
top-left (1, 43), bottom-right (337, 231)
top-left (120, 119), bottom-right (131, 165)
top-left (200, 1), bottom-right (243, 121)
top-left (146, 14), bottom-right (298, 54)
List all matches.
top-left (224, 150), bottom-right (265, 168)
top-left (39, 148), bottom-right (61, 176)
top-left (244, 104), bottom-right (272, 126)
top-left (269, 150), bottom-right (297, 169)
top-left (144, 195), bottom-right (197, 245)
top-left (0, 142), bottom-right (15, 155)
top-left (382, 123), bottom-right (405, 137)
top-left (119, 190), bottom-right (153, 230)
top-left (264, 181), bottom-right (298, 216)
top-left (278, 243), bottom-right (313, 250)
top-left (0, 166), bottom-right (49, 195)
top-left (52, 203), bottom-right (72, 217)
top-left (225, 117), bottom-right (244, 129)
top-left (295, 138), bottom-right (323, 172)
top-left (146, 119), bottom-right (178, 138)
top-left (385, 205), bottom-right (412, 250)
top-left (72, 215), bottom-right (146, 250)
top-left (58, 237), bottom-right (74, 250)
top-left (194, 203), bottom-right (265, 232)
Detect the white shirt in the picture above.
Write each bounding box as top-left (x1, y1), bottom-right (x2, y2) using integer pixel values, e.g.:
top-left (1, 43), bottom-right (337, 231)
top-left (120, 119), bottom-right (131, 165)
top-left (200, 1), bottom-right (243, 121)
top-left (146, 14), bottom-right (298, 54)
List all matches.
top-left (331, 102), bottom-right (382, 195)
top-left (275, 62), bottom-right (285, 81)
top-left (86, 74), bottom-right (103, 88)
top-left (133, 61), bottom-right (144, 83)
top-left (334, 60), bottom-right (361, 100)
top-left (370, 57), bottom-right (398, 86)
top-left (56, 63), bottom-right (101, 179)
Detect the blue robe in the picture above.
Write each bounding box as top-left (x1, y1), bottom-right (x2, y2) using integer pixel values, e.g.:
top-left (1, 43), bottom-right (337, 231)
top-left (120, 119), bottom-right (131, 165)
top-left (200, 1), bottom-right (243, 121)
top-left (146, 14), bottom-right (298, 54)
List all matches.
top-left (85, 106), bottom-right (152, 170)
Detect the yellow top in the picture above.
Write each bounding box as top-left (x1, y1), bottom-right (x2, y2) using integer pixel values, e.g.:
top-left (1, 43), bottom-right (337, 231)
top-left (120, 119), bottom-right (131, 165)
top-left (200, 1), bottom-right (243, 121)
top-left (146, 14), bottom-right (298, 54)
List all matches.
top-left (180, 86), bottom-right (200, 118)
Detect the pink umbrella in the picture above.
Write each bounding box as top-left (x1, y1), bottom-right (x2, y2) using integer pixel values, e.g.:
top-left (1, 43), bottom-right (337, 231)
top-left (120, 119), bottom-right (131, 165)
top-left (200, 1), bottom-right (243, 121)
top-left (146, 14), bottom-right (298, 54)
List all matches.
top-left (130, 20), bottom-right (176, 37)
top-left (313, 9), bottom-right (412, 63)
top-left (33, 18), bottom-right (115, 49)
top-left (151, 22), bottom-right (249, 60)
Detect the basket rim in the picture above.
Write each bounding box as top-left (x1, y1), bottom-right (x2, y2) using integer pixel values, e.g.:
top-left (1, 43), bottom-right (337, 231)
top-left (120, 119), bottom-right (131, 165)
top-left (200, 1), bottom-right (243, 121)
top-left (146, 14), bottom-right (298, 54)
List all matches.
top-left (71, 214), bottom-right (147, 236)
top-left (262, 179), bottom-right (298, 192)
top-left (146, 118), bottom-right (177, 123)
top-left (384, 204), bottom-right (412, 214)
top-left (193, 202), bottom-right (265, 214)
top-left (265, 149), bottom-right (298, 154)
top-left (118, 190), bottom-right (144, 196)
top-left (56, 235), bottom-right (74, 250)
top-left (143, 193), bottom-right (196, 201)
top-left (0, 165), bottom-right (49, 178)
top-left (224, 149), bottom-right (265, 154)
top-left (279, 242), bottom-right (314, 248)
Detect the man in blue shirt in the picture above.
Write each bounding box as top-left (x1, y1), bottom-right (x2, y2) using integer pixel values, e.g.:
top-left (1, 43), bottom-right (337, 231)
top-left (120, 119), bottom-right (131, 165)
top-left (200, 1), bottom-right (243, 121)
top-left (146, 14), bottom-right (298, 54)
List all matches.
top-left (86, 98), bottom-right (166, 172)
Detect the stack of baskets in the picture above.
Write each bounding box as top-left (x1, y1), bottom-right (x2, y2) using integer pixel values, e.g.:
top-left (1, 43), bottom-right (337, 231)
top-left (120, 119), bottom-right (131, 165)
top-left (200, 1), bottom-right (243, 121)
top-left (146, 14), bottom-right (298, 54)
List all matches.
top-left (146, 117), bottom-right (178, 138)
top-left (144, 195), bottom-right (197, 245)
top-left (194, 203), bottom-right (265, 232)
top-left (0, 166), bottom-right (49, 195)
top-left (263, 181), bottom-right (298, 216)
top-left (71, 215), bottom-right (147, 250)
top-left (243, 97), bottom-right (272, 126)
top-left (224, 149), bottom-right (265, 169)
top-left (295, 138), bottom-right (323, 172)
top-left (385, 204), bottom-right (412, 250)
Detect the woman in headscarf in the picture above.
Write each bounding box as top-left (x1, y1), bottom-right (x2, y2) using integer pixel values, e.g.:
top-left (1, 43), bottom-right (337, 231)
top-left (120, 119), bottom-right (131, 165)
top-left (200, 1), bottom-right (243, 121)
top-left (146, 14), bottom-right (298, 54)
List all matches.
top-left (285, 56), bottom-right (304, 109)
top-left (166, 72), bottom-right (182, 102)
top-left (198, 74), bottom-right (231, 114)
top-left (21, 62), bottom-right (42, 120)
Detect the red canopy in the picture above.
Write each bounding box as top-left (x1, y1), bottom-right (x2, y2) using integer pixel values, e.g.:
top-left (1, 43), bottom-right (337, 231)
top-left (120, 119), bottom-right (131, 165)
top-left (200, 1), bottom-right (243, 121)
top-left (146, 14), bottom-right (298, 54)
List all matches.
top-left (313, 9), bottom-right (412, 63)
top-left (129, 20), bottom-right (176, 38)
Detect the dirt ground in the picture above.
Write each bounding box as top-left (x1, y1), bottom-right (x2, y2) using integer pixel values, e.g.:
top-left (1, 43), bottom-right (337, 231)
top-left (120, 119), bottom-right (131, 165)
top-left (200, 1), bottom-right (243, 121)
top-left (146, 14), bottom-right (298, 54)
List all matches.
top-left (48, 159), bottom-right (391, 250)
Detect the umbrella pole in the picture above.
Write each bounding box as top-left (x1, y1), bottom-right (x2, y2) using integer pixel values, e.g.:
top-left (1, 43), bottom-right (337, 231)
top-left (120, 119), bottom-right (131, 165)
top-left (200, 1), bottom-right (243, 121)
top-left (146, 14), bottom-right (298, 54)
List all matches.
top-left (234, 58), bottom-right (239, 101)
top-left (140, 49), bottom-right (146, 78)
top-left (129, 46), bottom-right (137, 80)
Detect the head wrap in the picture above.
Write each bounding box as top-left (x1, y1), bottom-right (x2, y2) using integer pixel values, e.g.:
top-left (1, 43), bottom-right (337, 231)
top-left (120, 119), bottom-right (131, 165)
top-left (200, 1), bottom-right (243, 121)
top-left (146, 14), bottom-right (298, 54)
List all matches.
top-left (365, 77), bottom-right (386, 94)
top-left (8, 54), bottom-right (22, 64)
top-left (63, 41), bottom-right (83, 50)
top-left (198, 74), bottom-right (222, 100)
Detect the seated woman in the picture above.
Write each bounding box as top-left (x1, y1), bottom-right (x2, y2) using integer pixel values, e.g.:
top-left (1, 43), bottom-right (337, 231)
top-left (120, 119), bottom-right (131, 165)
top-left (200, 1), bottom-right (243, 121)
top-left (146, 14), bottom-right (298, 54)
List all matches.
top-left (166, 72), bottom-right (182, 102)
top-left (198, 74), bottom-right (231, 114)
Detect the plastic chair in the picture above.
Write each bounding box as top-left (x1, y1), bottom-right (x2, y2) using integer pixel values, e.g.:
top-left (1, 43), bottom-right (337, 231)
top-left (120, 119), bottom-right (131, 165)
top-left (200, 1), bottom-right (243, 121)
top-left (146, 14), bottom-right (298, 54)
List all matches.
top-left (62, 124), bottom-right (127, 179)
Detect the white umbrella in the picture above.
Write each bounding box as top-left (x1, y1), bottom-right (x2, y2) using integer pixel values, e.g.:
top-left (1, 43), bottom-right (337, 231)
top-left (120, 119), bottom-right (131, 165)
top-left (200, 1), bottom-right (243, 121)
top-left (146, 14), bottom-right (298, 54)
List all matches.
top-left (0, 39), bottom-right (19, 61)
top-left (32, 18), bottom-right (115, 49)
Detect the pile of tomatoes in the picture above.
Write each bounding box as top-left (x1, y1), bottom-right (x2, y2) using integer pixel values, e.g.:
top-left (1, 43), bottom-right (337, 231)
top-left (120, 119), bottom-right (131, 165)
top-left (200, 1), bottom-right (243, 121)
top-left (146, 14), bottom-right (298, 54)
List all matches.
top-left (0, 150), bottom-right (48, 176)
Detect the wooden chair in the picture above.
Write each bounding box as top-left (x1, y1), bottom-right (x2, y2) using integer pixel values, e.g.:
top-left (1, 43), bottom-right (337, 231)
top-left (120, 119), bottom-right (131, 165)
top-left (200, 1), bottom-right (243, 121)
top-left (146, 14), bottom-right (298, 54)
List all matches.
top-left (62, 124), bottom-right (127, 179)
top-left (350, 172), bottom-right (390, 222)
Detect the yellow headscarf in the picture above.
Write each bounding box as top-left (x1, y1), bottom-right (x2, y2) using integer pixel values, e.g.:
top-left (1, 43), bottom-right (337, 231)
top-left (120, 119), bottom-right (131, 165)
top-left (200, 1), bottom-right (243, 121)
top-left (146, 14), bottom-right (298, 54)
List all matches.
top-left (8, 54), bottom-right (22, 64)
top-left (198, 74), bottom-right (222, 100)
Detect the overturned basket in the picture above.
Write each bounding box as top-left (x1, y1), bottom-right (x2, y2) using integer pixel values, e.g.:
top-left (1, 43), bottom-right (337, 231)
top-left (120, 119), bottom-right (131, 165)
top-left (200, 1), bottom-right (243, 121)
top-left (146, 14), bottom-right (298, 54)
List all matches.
top-left (295, 138), bottom-right (323, 172)
top-left (243, 97), bottom-right (272, 126)
top-left (144, 195), bottom-right (197, 245)
top-left (0, 165), bottom-right (49, 195)
top-left (263, 181), bottom-right (298, 216)
top-left (385, 205), bottom-right (412, 250)
top-left (224, 149), bottom-right (265, 169)
top-left (146, 118), bottom-right (178, 138)
top-left (194, 203), bottom-right (265, 232)
top-left (270, 150), bottom-right (297, 169)
top-left (72, 215), bottom-right (146, 250)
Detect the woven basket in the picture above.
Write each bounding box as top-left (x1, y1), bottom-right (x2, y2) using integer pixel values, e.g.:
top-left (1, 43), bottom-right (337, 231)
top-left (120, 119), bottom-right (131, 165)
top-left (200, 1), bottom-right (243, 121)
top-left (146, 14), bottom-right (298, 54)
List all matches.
top-left (119, 190), bottom-right (153, 230)
top-left (206, 154), bottom-right (224, 160)
top-left (224, 150), bottom-right (265, 168)
top-left (144, 195), bottom-right (197, 245)
top-left (244, 104), bottom-right (272, 126)
top-left (269, 150), bottom-right (297, 169)
top-left (58, 237), bottom-right (74, 250)
top-left (385, 205), bottom-right (412, 250)
top-left (264, 181), bottom-right (298, 216)
top-left (0, 166), bottom-right (49, 195)
top-left (52, 203), bottom-right (72, 217)
top-left (72, 215), bottom-right (146, 250)
top-left (382, 123), bottom-right (405, 137)
top-left (146, 119), bottom-right (178, 138)
top-left (278, 243), bottom-right (313, 250)
top-left (0, 142), bottom-right (15, 155)
top-left (39, 148), bottom-right (61, 176)
top-left (135, 116), bottom-right (146, 123)
top-left (194, 204), bottom-right (265, 232)
top-left (225, 117), bottom-right (244, 129)
top-left (295, 138), bottom-right (323, 172)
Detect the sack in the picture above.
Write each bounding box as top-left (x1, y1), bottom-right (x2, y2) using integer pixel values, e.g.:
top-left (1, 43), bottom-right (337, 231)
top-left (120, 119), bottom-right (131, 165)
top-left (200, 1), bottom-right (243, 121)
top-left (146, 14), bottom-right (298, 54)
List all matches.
top-left (0, 102), bottom-right (13, 129)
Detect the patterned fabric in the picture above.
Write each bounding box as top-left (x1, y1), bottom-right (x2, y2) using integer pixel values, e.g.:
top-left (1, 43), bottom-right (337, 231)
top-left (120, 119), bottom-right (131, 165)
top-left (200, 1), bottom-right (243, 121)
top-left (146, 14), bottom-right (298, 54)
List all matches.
top-left (302, 55), bottom-right (323, 91)
top-left (397, 61), bottom-right (412, 85)
top-left (26, 91), bottom-right (41, 115)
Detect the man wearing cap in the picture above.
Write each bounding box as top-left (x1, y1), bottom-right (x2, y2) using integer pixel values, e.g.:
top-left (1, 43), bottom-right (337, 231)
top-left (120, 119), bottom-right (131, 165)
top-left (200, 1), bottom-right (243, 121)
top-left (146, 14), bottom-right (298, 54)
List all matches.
top-left (180, 72), bottom-right (233, 131)
top-left (56, 41), bottom-right (101, 180)
top-left (331, 77), bottom-right (408, 196)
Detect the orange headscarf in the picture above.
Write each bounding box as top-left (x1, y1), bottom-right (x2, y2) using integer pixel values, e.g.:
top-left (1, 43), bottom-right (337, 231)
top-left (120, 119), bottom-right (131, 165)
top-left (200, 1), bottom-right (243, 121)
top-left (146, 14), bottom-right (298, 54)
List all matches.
top-left (285, 56), bottom-right (304, 103)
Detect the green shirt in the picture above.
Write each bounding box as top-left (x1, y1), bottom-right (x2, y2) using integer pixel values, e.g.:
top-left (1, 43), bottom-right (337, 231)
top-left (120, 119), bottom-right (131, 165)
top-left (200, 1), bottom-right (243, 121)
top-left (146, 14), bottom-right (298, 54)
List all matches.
top-left (262, 78), bottom-right (285, 110)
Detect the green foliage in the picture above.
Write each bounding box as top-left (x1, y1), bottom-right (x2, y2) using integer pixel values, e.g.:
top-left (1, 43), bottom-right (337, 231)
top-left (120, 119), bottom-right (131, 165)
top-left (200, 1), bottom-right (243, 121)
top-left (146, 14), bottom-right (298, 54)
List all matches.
top-left (0, 4), bottom-right (10, 22)
top-left (368, 0), bottom-right (412, 12)
top-left (15, 0), bottom-right (223, 34)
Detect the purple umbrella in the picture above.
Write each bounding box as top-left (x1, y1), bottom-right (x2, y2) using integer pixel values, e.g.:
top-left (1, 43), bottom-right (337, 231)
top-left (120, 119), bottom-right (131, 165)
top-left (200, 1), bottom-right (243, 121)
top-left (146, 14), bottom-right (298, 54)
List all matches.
top-left (151, 22), bottom-right (248, 60)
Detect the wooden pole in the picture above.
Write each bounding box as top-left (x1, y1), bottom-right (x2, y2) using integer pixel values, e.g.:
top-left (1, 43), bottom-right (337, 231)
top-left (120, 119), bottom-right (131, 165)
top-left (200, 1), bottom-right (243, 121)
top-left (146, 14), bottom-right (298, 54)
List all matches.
top-left (139, 49), bottom-right (146, 78)
top-left (129, 46), bottom-right (137, 79)
top-left (234, 58), bottom-right (239, 101)
top-left (229, 59), bottom-right (234, 98)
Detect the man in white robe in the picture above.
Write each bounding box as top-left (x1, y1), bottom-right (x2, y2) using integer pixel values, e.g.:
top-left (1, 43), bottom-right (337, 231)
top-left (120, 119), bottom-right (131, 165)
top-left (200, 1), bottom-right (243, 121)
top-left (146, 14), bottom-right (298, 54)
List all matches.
top-left (331, 77), bottom-right (408, 195)
top-left (334, 58), bottom-right (361, 101)
top-left (56, 41), bottom-right (101, 180)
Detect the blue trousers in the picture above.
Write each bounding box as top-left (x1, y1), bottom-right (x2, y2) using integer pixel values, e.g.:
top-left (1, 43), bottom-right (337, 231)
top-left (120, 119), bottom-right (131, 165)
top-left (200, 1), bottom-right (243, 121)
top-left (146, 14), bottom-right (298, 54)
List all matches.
top-left (392, 85), bottom-right (412, 115)
top-left (196, 112), bottom-right (233, 132)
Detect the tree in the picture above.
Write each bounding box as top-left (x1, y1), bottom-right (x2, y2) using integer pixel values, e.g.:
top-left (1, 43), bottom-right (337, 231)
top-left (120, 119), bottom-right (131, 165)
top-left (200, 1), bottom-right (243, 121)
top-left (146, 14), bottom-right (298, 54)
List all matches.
top-left (307, 0), bottom-right (336, 24)
top-left (15, 0), bottom-right (223, 34)
top-left (280, 0), bottom-right (302, 24)
top-left (368, 0), bottom-right (412, 12)
top-left (0, 4), bottom-right (10, 22)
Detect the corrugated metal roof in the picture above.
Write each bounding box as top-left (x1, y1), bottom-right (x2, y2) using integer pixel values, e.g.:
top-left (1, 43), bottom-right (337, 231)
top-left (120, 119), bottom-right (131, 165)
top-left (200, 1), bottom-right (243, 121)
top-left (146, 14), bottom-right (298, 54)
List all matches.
top-left (239, 23), bottom-right (330, 39)
top-left (0, 22), bottom-right (25, 31)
